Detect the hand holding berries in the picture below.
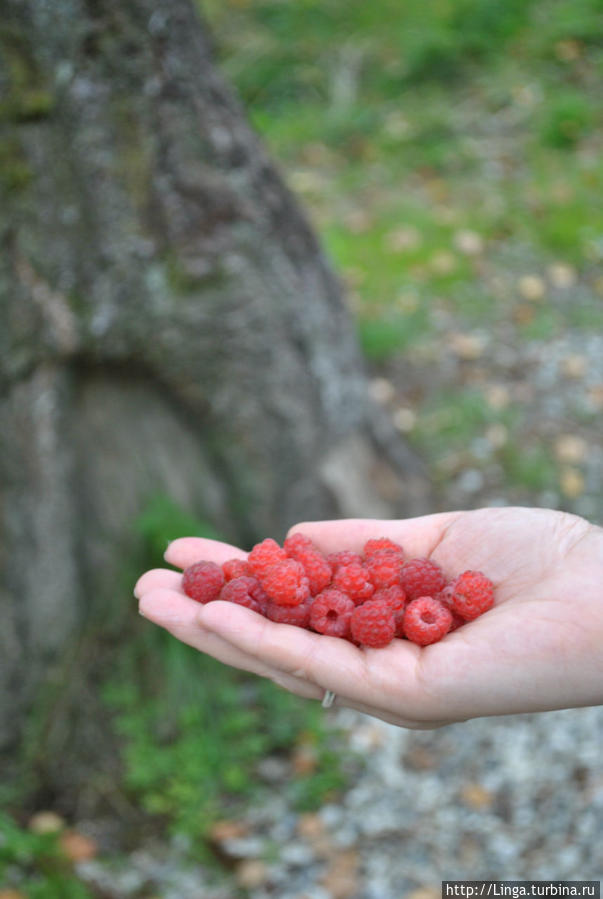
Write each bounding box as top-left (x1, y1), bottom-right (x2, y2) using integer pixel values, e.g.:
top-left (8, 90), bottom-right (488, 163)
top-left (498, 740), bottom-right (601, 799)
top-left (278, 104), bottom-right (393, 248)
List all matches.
top-left (136, 507), bottom-right (603, 728)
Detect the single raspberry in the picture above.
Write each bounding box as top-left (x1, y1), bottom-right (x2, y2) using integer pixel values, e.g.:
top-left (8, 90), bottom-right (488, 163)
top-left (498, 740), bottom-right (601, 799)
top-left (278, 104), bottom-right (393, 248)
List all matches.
top-left (399, 558), bottom-right (446, 600)
top-left (266, 598), bottom-right (313, 628)
top-left (365, 551), bottom-right (403, 590)
top-left (310, 589), bottom-right (355, 638)
top-left (363, 537), bottom-right (405, 559)
top-left (182, 561), bottom-right (224, 604)
top-left (449, 570), bottom-right (494, 621)
top-left (332, 562), bottom-right (374, 604)
top-left (222, 558), bottom-right (251, 581)
top-left (350, 599), bottom-right (396, 648)
top-left (247, 538), bottom-right (287, 579)
top-left (220, 576), bottom-right (267, 614)
top-left (402, 596), bottom-right (452, 645)
top-left (434, 584), bottom-right (465, 631)
top-left (261, 559), bottom-right (310, 607)
top-left (285, 538), bottom-right (332, 595)
top-left (327, 550), bottom-right (363, 573)
top-left (283, 533), bottom-right (314, 555)
top-left (373, 585), bottom-right (407, 637)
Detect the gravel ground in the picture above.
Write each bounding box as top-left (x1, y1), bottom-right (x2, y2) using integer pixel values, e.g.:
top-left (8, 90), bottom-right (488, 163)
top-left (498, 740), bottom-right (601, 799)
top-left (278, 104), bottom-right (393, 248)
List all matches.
top-left (78, 705), bottom-right (603, 898)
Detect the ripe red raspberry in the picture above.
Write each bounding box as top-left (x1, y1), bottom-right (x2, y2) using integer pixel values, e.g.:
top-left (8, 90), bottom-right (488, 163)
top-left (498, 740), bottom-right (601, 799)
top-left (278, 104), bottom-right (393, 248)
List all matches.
top-left (266, 598), bottom-right (313, 628)
top-left (373, 585), bottom-right (407, 637)
top-left (248, 538), bottom-right (287, 579)
top-left (434, 584), bottom-right (465, 631)
top-left (327, 550), bottom-right (363, 573)
top-left (350, 599), bottom-right (396, 648)
top-left (285, 536), bottom-right (332, 595)
top-left (220, 576), bottom-right (268, 614)
top-left (310, 589), bottom-right (355, 638)
top-left (449, 570), bottom-right (494, 620)
top-left (222, 558), bottom-right (251, 581)
top-left (399, 558), bottom-right (446, 600)
top-left (261, 559), bottom-right (310, 607)
top-left (283, 533), bottom-right (314, 555)
top-left (363, 537), bottom-right (405, 559)
top-left (365, 551), bottom-right (403, 590)
top-left (332, 562), bottom-right (374, 604)
top-left (402, 597), bottom-right (452, 645)
top-left (182, 561), bottom-right (224, 604)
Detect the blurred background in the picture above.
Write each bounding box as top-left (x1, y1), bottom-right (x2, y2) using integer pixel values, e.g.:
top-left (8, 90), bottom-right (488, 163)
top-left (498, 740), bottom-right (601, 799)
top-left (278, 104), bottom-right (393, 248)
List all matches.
top-left (1, 0), bottom-right (602, 897)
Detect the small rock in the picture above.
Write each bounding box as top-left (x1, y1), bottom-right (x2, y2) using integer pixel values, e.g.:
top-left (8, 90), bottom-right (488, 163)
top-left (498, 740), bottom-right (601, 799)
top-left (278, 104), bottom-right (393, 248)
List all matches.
top-left (485, 424), bottom-right (508, 449)
top-left (485, 384), bottom-right (511, 410)
top-left (406, 889), bottom-right (441, 899)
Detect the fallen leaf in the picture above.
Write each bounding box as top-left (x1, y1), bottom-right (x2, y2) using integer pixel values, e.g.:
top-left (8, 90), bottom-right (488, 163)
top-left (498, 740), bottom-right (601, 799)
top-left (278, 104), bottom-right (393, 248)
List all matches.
top-left (384, 226), bottom-right (421, 252)
top-left (369, 377), bottom-right (396, 405)
top-left (561, 355), bottom-right (587, 379)
top-left (554, 435), bottom-right (588, 464)
top-left (59, 830), bottom-right (98, 862)
top-left (292, 744), bottom-right (318, 775)
top-left (460, 783), bottom-right (494, 810)
top-left (485, 384), bottom-right (511, 410)
top-left (518, 274), bottom-right (546, 302)
top-left (297, 812), bottom-right (326, 841)
top-left (393, 407), bottom-right (417, 433)
top-left (406, 888), bottom-right (441, 899)
top-left (320, 850), bottom-right (360, 899)
top-left (235, 859), bottom-right (269, 889)
top-left (430, 250), bottom-right (457, 275)
top-left (559, 468), bottom-right (585, 498)
top-left (0, 891), bottom-right (28, 899)
top-left (548, 263), bottom-right (576, 289)
top-left (485, 424), bottom-right (508, 448)
top-left (454, 229), bottom-right (483, 255)
top-left (210, 819), bottom-right (250, 842)
top-left (449, 332), bottom-right (487, 360)
top-left (555, 39), bottom-right (581, 62)
top-left (29, 811), bottom-right (65, 834)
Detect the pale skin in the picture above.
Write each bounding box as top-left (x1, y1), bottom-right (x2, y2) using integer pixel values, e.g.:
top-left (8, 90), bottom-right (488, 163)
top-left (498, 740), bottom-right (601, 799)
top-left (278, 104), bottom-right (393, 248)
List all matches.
top-left (134, 507), bottom-right (603, 729)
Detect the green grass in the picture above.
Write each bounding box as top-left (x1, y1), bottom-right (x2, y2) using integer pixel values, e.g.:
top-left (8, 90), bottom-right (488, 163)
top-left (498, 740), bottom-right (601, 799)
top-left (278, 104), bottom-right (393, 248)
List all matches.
top-left (0, 813), bottom-right (93, 898)
top-left (202, 0), bottom-right (602, 501)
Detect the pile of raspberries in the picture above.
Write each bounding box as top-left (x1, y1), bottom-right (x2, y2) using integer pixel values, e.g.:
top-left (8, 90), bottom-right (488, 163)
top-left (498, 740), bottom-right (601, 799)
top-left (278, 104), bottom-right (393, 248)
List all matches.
top-left (181, 535), bottom-right (494, 648)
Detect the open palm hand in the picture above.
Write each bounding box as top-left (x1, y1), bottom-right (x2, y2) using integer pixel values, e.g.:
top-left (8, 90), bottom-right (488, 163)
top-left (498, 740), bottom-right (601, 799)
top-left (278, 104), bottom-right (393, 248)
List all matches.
top-left (135, 507), bottom-right (603, 727)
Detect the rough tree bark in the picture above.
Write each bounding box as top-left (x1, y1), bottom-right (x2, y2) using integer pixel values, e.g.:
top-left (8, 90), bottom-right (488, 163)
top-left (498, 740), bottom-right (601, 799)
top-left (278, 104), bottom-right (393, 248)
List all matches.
top-left (0, 0), bottom-right (427, 786)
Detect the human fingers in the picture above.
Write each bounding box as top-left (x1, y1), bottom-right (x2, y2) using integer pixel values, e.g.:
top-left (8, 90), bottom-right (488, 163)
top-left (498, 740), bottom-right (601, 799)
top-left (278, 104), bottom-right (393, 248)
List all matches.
top-left (287, 512), bottom-right (463, 559)
top-left (134, 568), bottom-right (183, 598)
top-left (138, 588), bottom-right (323, 701)
top-left (197, 601), bottom-right (446, 720)
top-left (164, 537), bottom-right (247, 569)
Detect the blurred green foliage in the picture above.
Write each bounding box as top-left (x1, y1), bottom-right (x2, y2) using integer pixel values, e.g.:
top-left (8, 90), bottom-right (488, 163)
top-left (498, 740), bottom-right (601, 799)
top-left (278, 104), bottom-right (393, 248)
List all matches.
top-left (203, 0), bottom-right (602, 506)
top-left (104, 495), bottom-right (348, 853)
top-left (0, 814), bottom-right (93, 898)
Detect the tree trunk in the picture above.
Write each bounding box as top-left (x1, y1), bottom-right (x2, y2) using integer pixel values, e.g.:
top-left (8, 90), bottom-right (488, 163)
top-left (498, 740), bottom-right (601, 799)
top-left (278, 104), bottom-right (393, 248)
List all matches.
top-left (0, 0), bottom-right (428, 775)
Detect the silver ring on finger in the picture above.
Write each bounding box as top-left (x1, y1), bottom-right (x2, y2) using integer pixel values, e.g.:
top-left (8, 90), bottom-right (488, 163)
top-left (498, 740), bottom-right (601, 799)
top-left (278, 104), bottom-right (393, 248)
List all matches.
top-left (321, 689), bottom-right (336, 709)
